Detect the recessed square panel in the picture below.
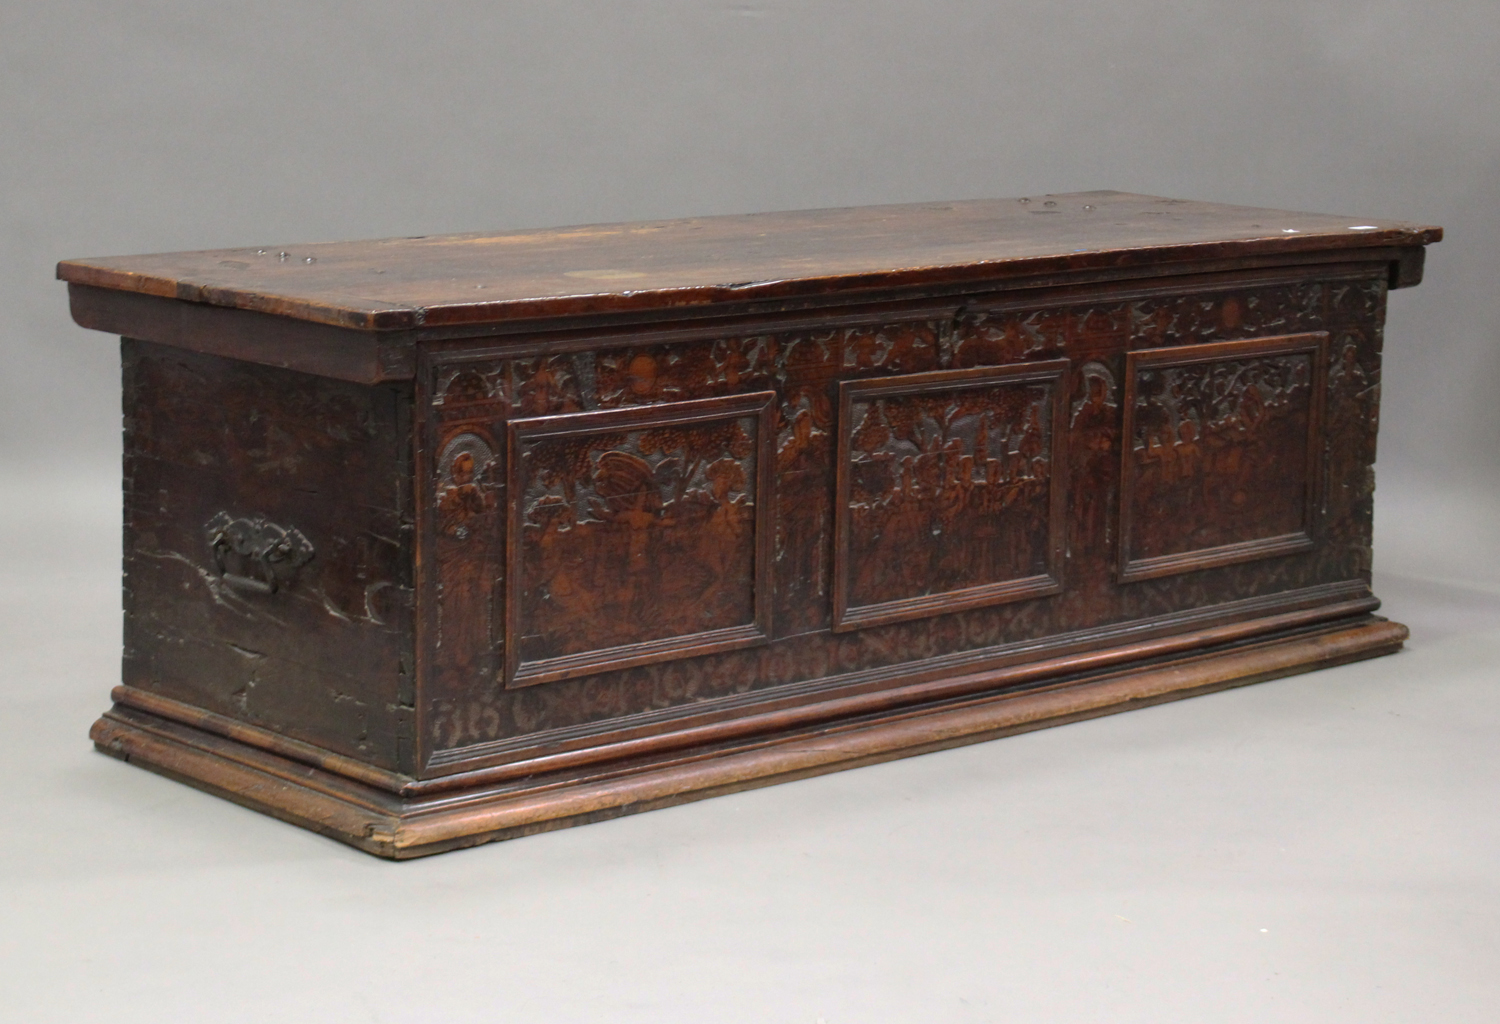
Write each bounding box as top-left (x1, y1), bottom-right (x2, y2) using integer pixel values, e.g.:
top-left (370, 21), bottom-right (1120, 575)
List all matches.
top-left (506, 392), bottom-right (775, 687)
top-left (833, 361), bottom-right (1069, 632)
top-left (1119, 333), bottom-right (1328, 583)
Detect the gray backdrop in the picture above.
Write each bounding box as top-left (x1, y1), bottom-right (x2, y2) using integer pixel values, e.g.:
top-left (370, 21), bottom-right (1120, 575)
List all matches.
top-left (2, 3), bottom-right (1497, 1022)
top-left (5, 1), bottom-right (1497, 485)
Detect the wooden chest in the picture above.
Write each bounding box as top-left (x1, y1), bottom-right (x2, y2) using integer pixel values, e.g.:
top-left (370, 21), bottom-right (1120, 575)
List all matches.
top-left (60, 192), bottom-right (1440, 858)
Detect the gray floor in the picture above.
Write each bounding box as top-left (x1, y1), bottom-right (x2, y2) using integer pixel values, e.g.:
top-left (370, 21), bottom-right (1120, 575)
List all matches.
top-left (2, 471), bottom-right (1496, 1023)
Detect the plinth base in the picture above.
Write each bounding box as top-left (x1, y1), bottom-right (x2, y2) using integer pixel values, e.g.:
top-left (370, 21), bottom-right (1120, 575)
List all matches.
top-left (91, 615), bottom-right (1406, 859)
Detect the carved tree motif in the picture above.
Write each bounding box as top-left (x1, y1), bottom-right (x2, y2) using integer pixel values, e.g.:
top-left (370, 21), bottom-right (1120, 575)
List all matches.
top-left (834, 362), bottom-right (1068, 631)
top-left (505, 393), bottom-right (775, 686)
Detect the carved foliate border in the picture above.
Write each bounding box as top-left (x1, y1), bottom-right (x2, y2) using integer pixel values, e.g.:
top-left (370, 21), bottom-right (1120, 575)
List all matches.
top-left (504, 391), bottom-right (777, 687)
top-left (1118, 332), bottom-right (1330, 583)
top-left (832, 360), bottom-right (1070, 633)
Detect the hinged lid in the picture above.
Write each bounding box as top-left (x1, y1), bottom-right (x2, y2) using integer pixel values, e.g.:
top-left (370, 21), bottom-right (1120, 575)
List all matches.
top-left (59, 191), bottom-right (1441, 333)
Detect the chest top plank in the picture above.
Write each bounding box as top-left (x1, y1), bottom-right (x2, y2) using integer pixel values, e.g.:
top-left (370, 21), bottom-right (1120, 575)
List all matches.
top-left (59, 191), bottom-right (1439, 333)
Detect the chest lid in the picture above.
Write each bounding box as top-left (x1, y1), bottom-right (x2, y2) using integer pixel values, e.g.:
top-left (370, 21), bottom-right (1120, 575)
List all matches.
top-left (58, 191), bottom-right (1439, 334)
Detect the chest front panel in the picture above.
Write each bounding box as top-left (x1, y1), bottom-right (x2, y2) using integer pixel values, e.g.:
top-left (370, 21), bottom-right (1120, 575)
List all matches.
top-left (417, 269), bottom-right (1387, 771)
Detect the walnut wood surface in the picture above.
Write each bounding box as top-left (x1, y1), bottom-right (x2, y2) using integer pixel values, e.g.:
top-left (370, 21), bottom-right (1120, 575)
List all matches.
top-left (92, 616), bottom-right (1408, 858)
top-left (1119, 333), bottom-right (1329, 581)
top-left (121, 340), bottom-right (416, 772)
top-left (58, 192), bottom-right (1439, 331)
top-left (504, 392), bottom-right (777, 685)
top-left (415, 267), bottom-right (1396, 775)
top-left (70, 194), bottom-right (1439, 857)
top-left (108, 587), bottom-right (1381, 798)
top-left (834, 360), bottom-right (1069, 631)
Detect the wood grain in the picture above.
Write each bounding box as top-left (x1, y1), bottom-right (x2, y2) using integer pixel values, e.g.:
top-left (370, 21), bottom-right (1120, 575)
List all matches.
top-left (66, 194), bottom-right (1438, 856)
top-left (1119, 333), bottom-right (1330, 581)
top-left (833, 360), bottom-right (1069, 630)
top-left (59, 192), bottom-right (1439, 331)
top-left (504, 392), bottom-right (777, 685)
top-left (92, 616), bottom-right (1408, 858)
top-left (412, 270), bottom-right (1394, 765)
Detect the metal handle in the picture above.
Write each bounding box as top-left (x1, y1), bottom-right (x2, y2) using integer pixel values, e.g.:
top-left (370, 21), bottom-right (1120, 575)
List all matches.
top-left (210, 539), bottom-right (279, 594)
top-left (205, 513), bottom-right (315, 595)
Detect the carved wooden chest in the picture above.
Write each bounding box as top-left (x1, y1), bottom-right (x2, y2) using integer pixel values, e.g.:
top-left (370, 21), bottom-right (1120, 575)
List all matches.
top-left (60, 192), bottom-right (1440, 858)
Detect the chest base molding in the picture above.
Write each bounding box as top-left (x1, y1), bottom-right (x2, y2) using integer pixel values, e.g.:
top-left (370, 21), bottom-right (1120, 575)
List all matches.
top-left (91, 612), bottom-right (1405, 860)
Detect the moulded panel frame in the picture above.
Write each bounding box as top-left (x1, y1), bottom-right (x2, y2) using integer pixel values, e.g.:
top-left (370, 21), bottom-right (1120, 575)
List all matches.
top-left (832, 360), bottom-right (1071, 633)
top-left (1118, 332), bottom-right (1330, 584)
top-left (505, 391), bottom-right (778, 687)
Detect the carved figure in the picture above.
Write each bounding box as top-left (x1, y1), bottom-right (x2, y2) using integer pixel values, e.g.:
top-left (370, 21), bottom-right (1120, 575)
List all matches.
top-left (845, 381), bottom-right (1054, 609)
top-left (516, 415), bottom-right (761, 665)
top-left (436, 433), bottom-right (496, 540)
top-left (1129, 351), bottom-right (1315, 559)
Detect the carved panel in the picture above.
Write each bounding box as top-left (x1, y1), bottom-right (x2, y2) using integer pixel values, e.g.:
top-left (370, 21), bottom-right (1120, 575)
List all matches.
top-left (833, 361), bottom-right (1069, 632)
top-left (505, 392), bottom-right (776, 686)
top-left (1119, 333), bottom-right (1329, 583)
top-left (418, 275), bottom-right (1383, 756)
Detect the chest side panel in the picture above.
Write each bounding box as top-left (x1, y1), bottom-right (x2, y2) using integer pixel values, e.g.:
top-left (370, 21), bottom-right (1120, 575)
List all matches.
top-left (122, 341), bottom-right (415, 771)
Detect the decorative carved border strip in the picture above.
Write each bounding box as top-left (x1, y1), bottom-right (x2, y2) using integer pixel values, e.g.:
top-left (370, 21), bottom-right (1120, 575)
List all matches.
top-left (1118, 333), bottom-right (1329, 583)
top-left (832, 360), bottom-right (1070, 633)
top-left (424, 577), bottom-right (1372, 775)
top-left (504, 391), bottom-right (777, 687)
